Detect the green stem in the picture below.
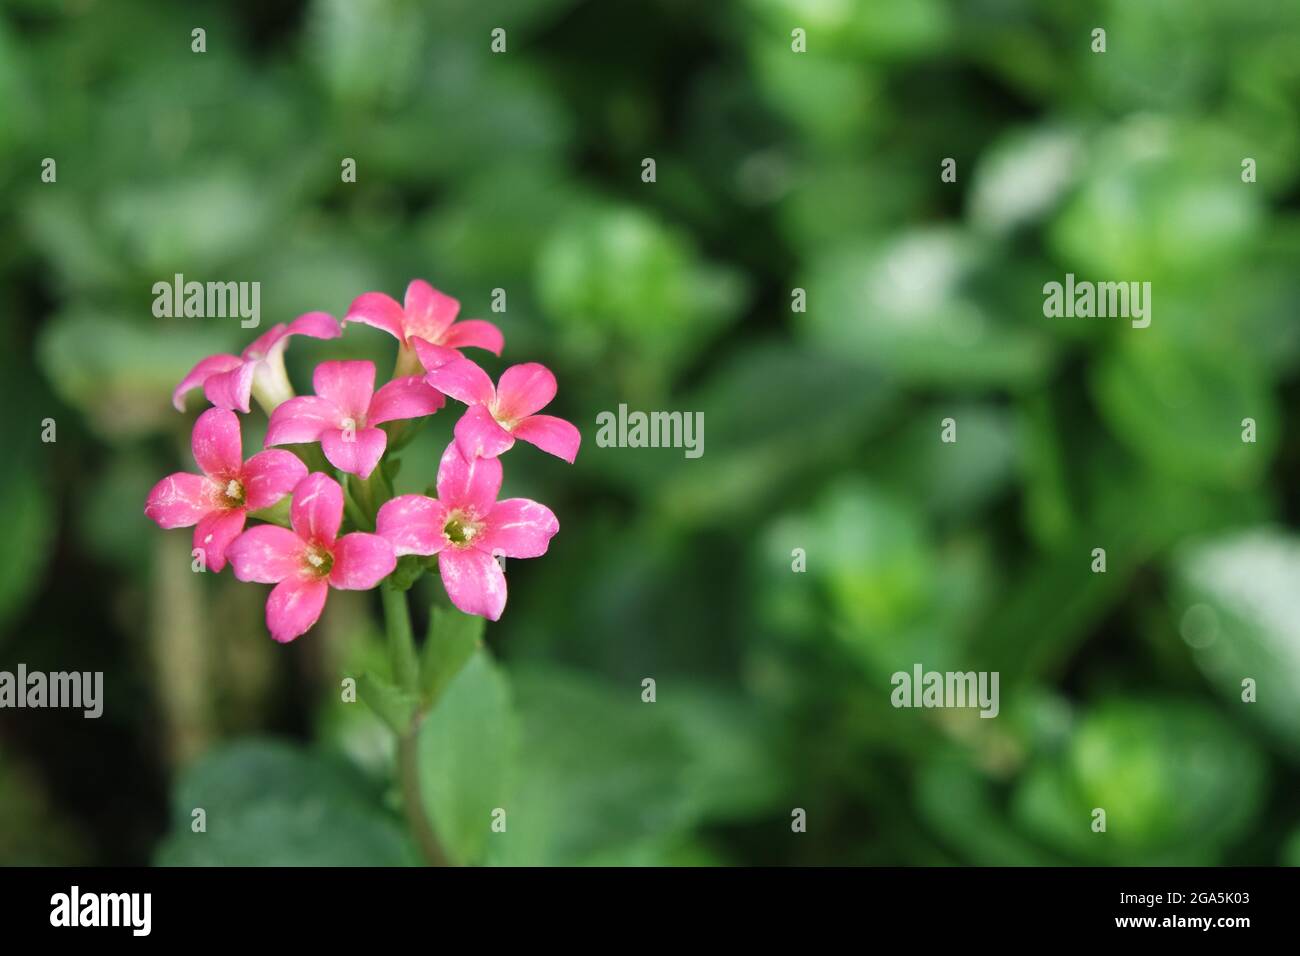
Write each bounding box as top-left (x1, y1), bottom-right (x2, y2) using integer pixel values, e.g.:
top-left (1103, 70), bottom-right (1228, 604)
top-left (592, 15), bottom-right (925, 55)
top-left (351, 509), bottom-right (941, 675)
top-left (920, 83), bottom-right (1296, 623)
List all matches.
top-left (381, 584), bottom-right (420, 695)
top-left (381, 585), bottom-right (449, 866)
top-left (398, 720), bottom-right (450, 867)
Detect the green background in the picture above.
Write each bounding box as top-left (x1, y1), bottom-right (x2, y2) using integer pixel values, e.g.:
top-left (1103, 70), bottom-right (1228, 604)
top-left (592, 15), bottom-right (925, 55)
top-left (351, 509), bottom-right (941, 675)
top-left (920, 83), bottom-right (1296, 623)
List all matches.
top-left (1, 0), bottom-right (1298, 865)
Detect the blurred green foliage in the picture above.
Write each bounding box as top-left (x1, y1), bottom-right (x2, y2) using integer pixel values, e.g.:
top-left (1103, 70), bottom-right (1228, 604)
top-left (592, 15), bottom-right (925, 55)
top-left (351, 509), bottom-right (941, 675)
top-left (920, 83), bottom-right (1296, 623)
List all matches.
top-left (1, 0), bottom-right (1297, 865)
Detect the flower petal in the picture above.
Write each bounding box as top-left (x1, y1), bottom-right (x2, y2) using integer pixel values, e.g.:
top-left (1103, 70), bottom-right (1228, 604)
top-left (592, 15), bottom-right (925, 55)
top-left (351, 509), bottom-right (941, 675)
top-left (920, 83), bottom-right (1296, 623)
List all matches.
top-left (403, 279), bottom-right (460, 344)
top-left (479, 498), bottom-right (559, 559)
top-left (265, 396), bottom-right (340, 447)
top-left (454, 404), bottom-right (515, 459)
top-left (409, 337), bottom-right (462, 373)
top-left (435, 441), bottom-right (502, 516)
top-left (202, 361), bottom-right (258, 414)
top-left (227, 524), bottom-right (307, 583)
top-left (424, 356), bottom-right (495, 407)
top-left (441, 319), bottom-right (504, 356)
top-left (511, 414), bottom-right (582, 464)
top-left (291, 472), bottom-right (344, 545)
top-left (344, 291), bottom-right (406, 342)
top-left (193, 508), bottom-right (247, 573)
top-left (172, 353), bottom-right (242, 412)
top-left (367, 376), bottom-right (445, 426)
top-left (285, 310), bottom-right (343, 342)
top-left (320, 426), bottom-right (387, 479)
top-left (243, 311), bottom-right (342, 361)
top-left (494, 363), bottom-right (557, 422)
top-left (438, 547), bottom-right (507, 621)
top-left (376, 495), bottom-right (449, 556)
top-left (265, 574), bottom-right (330, 643)
top-left (145, 472), bottom-right (217, 528)
top-left (191, 407), bottom-right (243, 477)
top-left (312, 360), bottom-right (375, 422)
top-left (330, 532), bottom-right (396, 589)
top-left (241, 450), bottom-right (308, 510)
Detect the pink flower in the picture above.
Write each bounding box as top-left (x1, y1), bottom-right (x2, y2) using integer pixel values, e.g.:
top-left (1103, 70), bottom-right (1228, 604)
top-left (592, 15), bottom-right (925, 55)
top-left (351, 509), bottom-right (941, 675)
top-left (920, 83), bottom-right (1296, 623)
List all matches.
top-left (226, 473), bottom-right (396, 642)
top-left (345, 280), bottom-right (504, 371)
top-left (172, 312), bottom-right (342, 414)
top-left (265, 360), bottom-right (444, 479)
top-left (144, 408), bottom-right (306, 572)
top-left (418, 351), bottom-right (581, 463)
top-left (376, 442), bottom-right (559, 621)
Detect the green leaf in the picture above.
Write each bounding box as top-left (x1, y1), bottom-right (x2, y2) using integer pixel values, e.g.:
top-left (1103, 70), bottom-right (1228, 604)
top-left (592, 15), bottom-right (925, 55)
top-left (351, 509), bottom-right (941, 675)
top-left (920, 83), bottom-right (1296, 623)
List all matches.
top-left (801, 230), bottom-right (1054, 387)
top-left (489, 666), bottom-right (693, 866)
top-left (155, 740), bottom-right (416, 866)
top-left (417, 651), bottom-right (517, 865)
top-left (1171, 528), bottom-right (1300, 751)
top-left (1012, 699), bottom-right (1266, 864)
top-left (1091, 337), bottom-right (1276, 488)
top-left (356, 672), bottom-right (420, 735)
top-left (420, 606), bottom-right (483, 706)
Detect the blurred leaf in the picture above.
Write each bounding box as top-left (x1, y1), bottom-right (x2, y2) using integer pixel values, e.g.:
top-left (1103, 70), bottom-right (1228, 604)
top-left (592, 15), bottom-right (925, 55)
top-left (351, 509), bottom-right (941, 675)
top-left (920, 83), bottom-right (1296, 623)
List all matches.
top-left (156, 740), bottom-right (416, 865)
top-left (420, 607), bottom-right (483, 706)
top-left (37, 312), bottom-right (234, 437)
top-left (357, 672), bottom-right (419, 735)
top-left (1171, 528), bottom-right (1300, 751)
top-left (490, 666), bottom-right (693, 865)
top-left (1013, 699), bottom-right (1266, 864)
top-left (802, 230), bottom-right (1054, 387)
top-left (1091, 337), bottom-right (1276, 488)
top-left (537, 203), bottom-right (745, 384)
top-left (418, 650), bottom-right (517, 865)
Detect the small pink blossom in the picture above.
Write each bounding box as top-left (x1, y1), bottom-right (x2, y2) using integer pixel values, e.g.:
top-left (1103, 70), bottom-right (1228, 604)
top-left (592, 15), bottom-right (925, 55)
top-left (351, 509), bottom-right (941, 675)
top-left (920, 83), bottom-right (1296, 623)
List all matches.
top-left (376, 442), bottom-right (559, 621)
top-left (345, 279), bottom-right (504, 367)
top-left (265, 360), bottom-right (444, 479)
top-left (144, 408), bottom-right (306, 572)
top-left (418, 351), bottom-right (580, 464)
top-left (227, 473), bottom-right (396, 642)
top-left (172, 311), bottom-right (341, 414)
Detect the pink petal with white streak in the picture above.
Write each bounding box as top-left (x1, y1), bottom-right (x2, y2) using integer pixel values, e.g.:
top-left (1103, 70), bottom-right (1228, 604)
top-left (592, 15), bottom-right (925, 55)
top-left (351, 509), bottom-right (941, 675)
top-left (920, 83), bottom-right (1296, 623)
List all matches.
top-left (145, 472), bottom-right (216, 528)
top-left (441, 319), bottom-right (504, 356)
top-left (435, 441), bottom-right (502, 516)
top-left (291, 472), bottom-right (344, 545)
top-left (226, 524), bottom-right (306, 583)
top-left (241, 450), bottom-right (308, 510)
top-left (344, 291), bottom-right (406, 342)
top-left (511, 414), bottom-right (582, 464)
top-left (376, 495), bottom-right (449, 556)
top-left (202, 361), bottom-right (258, 414)
top-left (193, 508), bottom-right (247, 573)
top-left (265, 396), bottom-right (340, 447)
top-left (424, 356), bottom-right (496, 407)
top-left (368, 376), bottom-right (444, 426)
top-left (191, 407), bottom-right (243, 478)
top-left (330, 533), bottom-right (396, 589)
top-left (479, 498), bottom-right (559, 559)
top-left (454, 404), bottom-right (515, 459)
top-left (265, 574), bottom-right (330, 642)
top-left (438, 547), bottom-right (507, 621)
top-left (312, 360), bottom-right (375, 422)
top-left (403, 279), bottom-right (460, 344)
top-left (172, 353), bottom-right (242, 412)
top-left (320, 426), bottom-right (387, 479)
top-left (494, 363), bottom-right (557, 422)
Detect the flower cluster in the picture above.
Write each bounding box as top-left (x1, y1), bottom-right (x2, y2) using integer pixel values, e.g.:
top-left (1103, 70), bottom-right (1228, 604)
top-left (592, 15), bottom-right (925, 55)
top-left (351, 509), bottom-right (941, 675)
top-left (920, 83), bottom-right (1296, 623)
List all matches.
top-left (146, 280), bottom-right (578, 641)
